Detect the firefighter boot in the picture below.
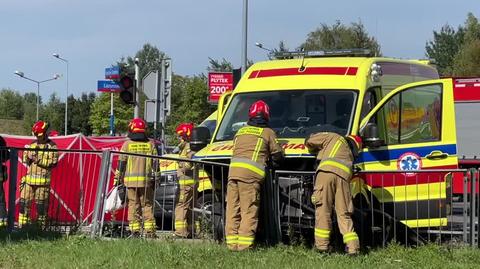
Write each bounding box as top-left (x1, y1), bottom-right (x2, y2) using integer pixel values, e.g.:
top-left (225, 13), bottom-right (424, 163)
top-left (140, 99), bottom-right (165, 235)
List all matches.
top-left (344, 232), bottom-right (360, 256)
top-left (37, 201), bottom-right (48, 229)
top-left (18, 199), bottom-right (29, 228)
top-left (143, 220), bottom-right (157, 239)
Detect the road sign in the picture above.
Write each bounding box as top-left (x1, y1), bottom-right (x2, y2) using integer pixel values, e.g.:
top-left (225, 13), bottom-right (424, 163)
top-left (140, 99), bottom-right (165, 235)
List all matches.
top-left (208, 72), bottom-right (233, 103)
top-left (105, 66), bottom-right (120, 80)
top-left (143, 71), bottom-right (159, 100)
top-left (97, 80), bottom-right (121, 92)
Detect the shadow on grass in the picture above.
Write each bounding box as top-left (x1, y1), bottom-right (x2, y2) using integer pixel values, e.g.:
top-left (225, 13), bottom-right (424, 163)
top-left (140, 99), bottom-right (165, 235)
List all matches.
top-left (0, 225), bottom-right (63, 242)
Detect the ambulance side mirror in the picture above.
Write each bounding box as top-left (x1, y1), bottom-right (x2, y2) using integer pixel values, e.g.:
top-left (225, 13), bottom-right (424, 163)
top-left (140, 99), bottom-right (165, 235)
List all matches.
top-left (190, 127), bottom-right (211, 152)
top-left (361, 123), bottom-right (384, 148)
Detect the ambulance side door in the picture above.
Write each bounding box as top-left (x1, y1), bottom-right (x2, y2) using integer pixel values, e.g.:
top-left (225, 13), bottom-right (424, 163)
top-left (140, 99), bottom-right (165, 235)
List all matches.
top-left (355, 79), bottom-right (456, 227)
top-left (358, 78), bottom-right (457, 172)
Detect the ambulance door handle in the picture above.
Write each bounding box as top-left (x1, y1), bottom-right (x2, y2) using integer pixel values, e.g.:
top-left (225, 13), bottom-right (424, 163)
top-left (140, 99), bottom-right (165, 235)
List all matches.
top-left (425, 151), bottom-right (448, 160)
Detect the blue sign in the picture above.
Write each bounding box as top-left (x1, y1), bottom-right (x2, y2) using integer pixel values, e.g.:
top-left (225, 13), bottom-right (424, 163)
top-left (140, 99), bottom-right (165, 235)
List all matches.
top-left (97, 80), bottom-right (121, 92)
top-left (105, 66), bottom-right (120, 79)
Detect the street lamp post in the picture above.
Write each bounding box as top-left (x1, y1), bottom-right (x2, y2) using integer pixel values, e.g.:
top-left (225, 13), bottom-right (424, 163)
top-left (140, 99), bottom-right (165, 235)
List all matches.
top-left (241, 0), bottom-right (248, 75)
top-left (14, 71), bottom-right (60, 121)
top-left (53, 53), bottom-right (69, 135)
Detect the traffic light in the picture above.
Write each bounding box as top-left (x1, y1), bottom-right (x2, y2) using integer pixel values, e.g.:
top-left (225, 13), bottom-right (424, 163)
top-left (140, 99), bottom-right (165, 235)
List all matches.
top-left (118, 73), bottom-right (136, 105)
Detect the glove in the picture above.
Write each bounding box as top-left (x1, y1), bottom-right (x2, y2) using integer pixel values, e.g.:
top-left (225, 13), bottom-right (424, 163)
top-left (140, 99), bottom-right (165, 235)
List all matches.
top-left (113, 177), bottom-right (121, 186)
top-left (172, 146), bottom-right (180, 154)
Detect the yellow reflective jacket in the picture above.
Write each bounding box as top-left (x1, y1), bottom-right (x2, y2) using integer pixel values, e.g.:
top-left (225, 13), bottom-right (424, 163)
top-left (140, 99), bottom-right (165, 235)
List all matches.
top-left (228, 125), bottom-right (283, 183)
top-left (22, 140), bottom-right (58, 185)
top-left (305, 132), bottom-right (353, 180)
top-left (118, 139), bottom-right (158, 188)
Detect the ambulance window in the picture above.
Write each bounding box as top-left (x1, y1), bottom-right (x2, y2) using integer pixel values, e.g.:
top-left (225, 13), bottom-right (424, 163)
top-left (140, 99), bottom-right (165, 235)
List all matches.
top-left (399, 84), bottom-right (442, 144)
top-left (375, 95), bottom-right (400, 145)
top-left (372, 84), bottom-right (442, 145)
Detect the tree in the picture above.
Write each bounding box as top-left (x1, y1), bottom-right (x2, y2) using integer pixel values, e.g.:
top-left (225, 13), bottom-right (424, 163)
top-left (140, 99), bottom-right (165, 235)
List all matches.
top-left (89, 93), bottom-right (134, 135)
top-left (207, 58), bottom-right (233, 72)
top-left (452, 40), bottom-right (480, 76)
top-left (117, 43), bottom-right (167, 118)
top-left (0, 89), bottom-right (24, 119)
top-left (165, 75), bottom-right (215, 142)
top-left (425, 24), bottom-right (465, 76)
top-left (452, 13), bottom-right (480, 76)
top-left (301, 21), bottom-right (381, 56)
top-left (42, 93), bottom-right (65, 134)
top-left (69, 92), bottom-right (96, 135)
top-left (22, 92), bottom-right (41, 133)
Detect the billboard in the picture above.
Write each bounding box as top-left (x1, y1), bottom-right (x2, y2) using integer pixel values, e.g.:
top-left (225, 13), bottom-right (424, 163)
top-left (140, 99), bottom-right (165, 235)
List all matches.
top-left (208, 72), bottom-right (233, 103)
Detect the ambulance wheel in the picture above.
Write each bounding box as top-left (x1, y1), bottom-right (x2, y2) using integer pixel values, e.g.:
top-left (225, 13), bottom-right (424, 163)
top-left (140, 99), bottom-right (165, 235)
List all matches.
top-left (195, 192), bottom-right (224, 241)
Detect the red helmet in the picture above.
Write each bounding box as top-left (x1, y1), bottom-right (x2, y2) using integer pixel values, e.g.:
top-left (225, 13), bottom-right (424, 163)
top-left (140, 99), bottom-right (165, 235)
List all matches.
top-left (32, 121), bottom-right (49, 137)
top-left (345, 135), bottom-right (363, 151)
top-left (49, 130), bottom-right (59, 137)
top-left (176, 123), bottom-right (194, 140)
top-left (249, 100), bottom-right (270, 120)
top-left (128, 118), bottom-right (146, 133)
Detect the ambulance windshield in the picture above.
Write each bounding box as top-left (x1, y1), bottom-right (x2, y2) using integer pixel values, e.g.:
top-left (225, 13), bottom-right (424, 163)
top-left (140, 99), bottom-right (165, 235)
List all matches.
top-left (214, 90), bottom-right (357, 141)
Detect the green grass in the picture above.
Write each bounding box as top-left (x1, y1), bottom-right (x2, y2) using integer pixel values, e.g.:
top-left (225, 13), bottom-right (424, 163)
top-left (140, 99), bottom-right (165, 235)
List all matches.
top-left (1, 231), bottom-right (480, 269)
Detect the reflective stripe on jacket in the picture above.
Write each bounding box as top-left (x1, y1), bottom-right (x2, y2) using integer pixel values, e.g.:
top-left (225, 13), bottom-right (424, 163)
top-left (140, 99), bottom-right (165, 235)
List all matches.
top-left (22, 140), bottom-right (58, 186)
top-left (228, 125), bottom-right (283, 183)
top-left (119, 140), bottom-right (158, 187)
top-left (305, 132), bottom-right (353, 180)
top-left (176, 142), bottom-right (197, 183)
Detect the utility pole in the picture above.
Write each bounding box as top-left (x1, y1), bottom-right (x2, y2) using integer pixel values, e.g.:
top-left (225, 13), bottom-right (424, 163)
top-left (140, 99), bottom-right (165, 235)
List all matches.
top-left (241, 0), bottom-right (248, 75)
top-left (134, 58), bottom-right (140, 118)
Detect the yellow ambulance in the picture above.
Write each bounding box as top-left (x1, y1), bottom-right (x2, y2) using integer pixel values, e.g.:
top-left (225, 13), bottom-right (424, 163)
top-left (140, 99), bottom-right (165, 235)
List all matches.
top-left (193, 49), bottom-right (457, 244)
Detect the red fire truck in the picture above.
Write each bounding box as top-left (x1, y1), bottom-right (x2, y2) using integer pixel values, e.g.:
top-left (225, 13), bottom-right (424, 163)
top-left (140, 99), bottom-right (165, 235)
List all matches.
top-left (453, 77), bottom-right (480, 194)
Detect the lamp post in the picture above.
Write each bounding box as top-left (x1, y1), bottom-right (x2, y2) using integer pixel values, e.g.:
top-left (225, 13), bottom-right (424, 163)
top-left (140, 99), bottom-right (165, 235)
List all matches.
top-left (14, 71), bottom-right (60, 121)
top-left (241, 0), bottom-right (248, 75)
top-left (53, 53), bottom-right (69, 135)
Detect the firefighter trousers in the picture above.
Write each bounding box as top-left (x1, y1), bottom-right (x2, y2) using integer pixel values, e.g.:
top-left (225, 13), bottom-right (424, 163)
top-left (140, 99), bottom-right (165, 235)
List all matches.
top-left (127, 186), bottom-right (155, 234)
top-left (225, 178), bottom-right (261, 251)
top-left (19, 183), bottom-right (50, 226)
top-left (174, 183), bottom-right (196, 237)
top-left (312, 171), bottom-right (360, 254)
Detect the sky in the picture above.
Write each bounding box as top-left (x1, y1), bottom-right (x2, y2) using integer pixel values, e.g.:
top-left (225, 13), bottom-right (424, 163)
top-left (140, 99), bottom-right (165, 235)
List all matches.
top-left (0, 0), bottom-right (477, 101)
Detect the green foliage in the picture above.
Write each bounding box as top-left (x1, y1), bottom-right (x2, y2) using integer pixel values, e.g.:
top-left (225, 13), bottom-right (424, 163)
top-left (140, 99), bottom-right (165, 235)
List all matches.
top-left (301, 20), bottom-right (381, 56)
top-left (42, 93), bottom-right (65, 134)
top-left (165, 75), bottom-right (215, 144)
top-left (126, 43), bottom-right (166, 85)
top-left (89, 93), bottom-right (134, 135)
top-left (0, 88), bottom-right (24, 119)
top-left (425, 24), bottom-right (465, 76)
top-left (452, 39), bottom-right (480, 76)
top-left (452, 13), bottom-right (480, 76)
top-left (207, 58), bottom-right (233, 72)
top-left (22, 92), bottom-right (40, 133)
top-left (427, 13), bottom-right (480, 77)
top-left (69, 93), bottom-right (96, 135)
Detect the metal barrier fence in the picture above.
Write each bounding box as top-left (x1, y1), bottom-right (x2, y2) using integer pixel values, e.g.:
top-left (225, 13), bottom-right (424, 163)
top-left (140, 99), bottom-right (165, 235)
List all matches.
top-left (2, 145), bottom-right (479, 250)
top-left (3, 147), bottom-right (104, 233)
top-left (90, 150), bottom-right (230, 240)
top-left (274, 169), bottom-right (480, 248)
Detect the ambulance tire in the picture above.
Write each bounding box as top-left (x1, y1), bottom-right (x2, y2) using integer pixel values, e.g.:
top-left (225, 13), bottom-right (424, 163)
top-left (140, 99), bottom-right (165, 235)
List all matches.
top-left (195, 192), bottom-right (224, 241)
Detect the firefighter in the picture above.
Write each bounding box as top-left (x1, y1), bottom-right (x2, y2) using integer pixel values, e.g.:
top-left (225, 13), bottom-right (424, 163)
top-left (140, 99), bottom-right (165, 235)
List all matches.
top-left (174, 122), bottom-right (197, 238)
top-left (0, 136), bottom-right (8, 228)
top-left (305, 132), bottom-right (362, 255)
top-left (114, 118), bottom-right (158, 238)
top-left (20, 121), bottom-right (59, 227)
top-left (225, 100), bottom-right (284, 251)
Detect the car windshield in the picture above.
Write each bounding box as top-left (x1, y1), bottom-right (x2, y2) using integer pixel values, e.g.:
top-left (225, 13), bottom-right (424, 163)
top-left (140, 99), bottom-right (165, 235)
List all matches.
top-left (214, 90), bottom-right (357, 141)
